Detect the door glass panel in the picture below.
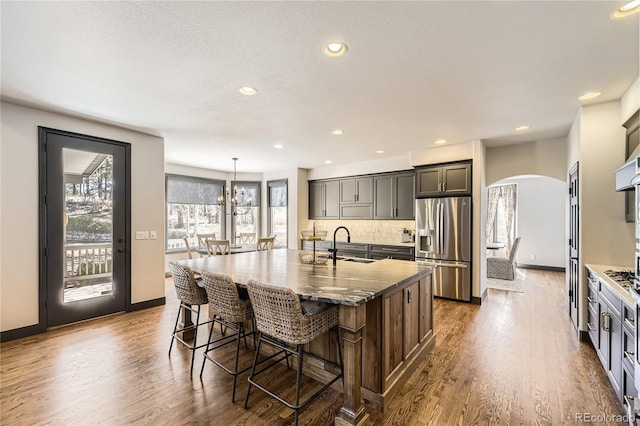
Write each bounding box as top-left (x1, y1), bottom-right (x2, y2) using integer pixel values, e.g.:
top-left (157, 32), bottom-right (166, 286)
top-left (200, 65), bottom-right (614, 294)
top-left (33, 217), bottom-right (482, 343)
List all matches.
top-left (63, 148), bottom-right (113, 303)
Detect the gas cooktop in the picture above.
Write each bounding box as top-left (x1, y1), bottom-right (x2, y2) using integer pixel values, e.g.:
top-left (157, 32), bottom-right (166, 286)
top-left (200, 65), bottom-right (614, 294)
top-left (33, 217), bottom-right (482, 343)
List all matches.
top-left (603, 269), bottom-right (635, 289)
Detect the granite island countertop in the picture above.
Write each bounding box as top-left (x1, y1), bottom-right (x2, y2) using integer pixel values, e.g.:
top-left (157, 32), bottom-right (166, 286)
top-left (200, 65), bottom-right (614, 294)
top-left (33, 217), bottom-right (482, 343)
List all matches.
top-left (179, 249), bottom-right (432, 306)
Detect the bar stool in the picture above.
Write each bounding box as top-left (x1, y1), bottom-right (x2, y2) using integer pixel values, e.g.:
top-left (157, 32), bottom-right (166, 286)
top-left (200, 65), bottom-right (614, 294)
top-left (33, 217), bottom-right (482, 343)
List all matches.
top-left (168, 262), bottom-right (213, 374)
top-left (199, 271), bottom-right (255, 402)
top-left (244, 279), bottom-right (343, 425)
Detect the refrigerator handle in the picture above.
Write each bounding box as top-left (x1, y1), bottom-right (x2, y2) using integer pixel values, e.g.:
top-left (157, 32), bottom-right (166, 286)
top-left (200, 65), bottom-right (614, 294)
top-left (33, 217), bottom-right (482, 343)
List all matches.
top-left (439, 201), bottom-right (445, 254)
top-left (434, 202), bottom-right (440, 254)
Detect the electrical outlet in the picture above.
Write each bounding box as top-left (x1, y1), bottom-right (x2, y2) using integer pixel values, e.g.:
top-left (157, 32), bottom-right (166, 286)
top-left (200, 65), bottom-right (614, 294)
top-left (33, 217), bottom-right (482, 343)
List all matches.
top-left (530, 254), bottom-right (536, 260)
top-left (150, 231), bottom-right (157, 240)
top-left (135, 231), bottom-right (149, 240)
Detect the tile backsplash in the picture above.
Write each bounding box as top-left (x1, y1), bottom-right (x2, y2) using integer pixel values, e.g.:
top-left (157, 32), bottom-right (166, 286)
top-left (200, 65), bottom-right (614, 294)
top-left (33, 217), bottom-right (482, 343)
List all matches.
top-left (308, 220), bottom-right (415, 243)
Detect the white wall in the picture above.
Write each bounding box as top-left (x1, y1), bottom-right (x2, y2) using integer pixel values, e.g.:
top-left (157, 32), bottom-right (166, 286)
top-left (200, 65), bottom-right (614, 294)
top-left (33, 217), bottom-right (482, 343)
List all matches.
top-left (621, 77), bottom-right (639, 124)
top-left (1, 102), bottom-right (166, 332)
top-left (492, 176), bottom-right (566, 268)
top-left (308, 154), bottom-right (412, 181)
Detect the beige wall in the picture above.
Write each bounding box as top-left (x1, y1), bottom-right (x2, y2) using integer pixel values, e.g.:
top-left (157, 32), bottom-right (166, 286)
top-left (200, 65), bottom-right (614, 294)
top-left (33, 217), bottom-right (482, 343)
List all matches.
top-left (485, 138), bottom-right (568, 185)
top-left (569, 100), bottom-right (635, 332)
top-left (0, 102), bottom-right (165, 332)
top-left (621, 77), bottom-right (639, 124)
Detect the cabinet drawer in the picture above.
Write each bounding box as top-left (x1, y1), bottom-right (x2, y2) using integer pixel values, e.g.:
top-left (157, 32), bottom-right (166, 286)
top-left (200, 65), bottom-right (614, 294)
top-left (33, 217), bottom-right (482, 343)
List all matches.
top-left (599, 280), bottom-right (622, 320)
top-left (335, 242), bottom-right (367, 253)
top-left (623, 302), bottom-right (636, 333)
top-left (587, 305), bottom-right (599, 348)
top-left (624, 328), bottom-right (636, 372)
top-left (586, 284), bottom-right (598, 306)
top-left (623, 367), bottom-right (638, 408)
top-left (369, 245), bottom-right (414, 256)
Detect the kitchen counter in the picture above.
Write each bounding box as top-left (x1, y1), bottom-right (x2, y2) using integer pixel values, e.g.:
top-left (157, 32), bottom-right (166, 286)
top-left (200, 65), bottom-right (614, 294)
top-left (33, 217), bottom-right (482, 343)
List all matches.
top-left (585, 263), bottom-right (635, 306)
top-left (180, 249), bottom-right (431, 306)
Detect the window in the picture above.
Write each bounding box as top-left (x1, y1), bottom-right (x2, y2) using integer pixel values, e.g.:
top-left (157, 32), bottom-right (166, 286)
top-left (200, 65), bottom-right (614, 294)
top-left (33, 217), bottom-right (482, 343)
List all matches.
top-left (486, 183), bottom-right (517, 254)
top-left (267, 179), bottom-right (287, 248)
top-left (166, 175), bottom-right (225, 251)
top-left (230, 181), bottom-right (260, 241)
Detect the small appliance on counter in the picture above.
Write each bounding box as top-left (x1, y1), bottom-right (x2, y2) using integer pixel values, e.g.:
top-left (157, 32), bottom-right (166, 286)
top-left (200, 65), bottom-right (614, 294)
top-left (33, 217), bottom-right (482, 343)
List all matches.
top-left (400, 228), bottom-right (414, 243)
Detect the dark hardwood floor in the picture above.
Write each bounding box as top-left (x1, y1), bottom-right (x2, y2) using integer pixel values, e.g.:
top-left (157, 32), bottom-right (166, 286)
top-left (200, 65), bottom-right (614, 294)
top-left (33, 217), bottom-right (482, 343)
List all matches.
top-left (1, 269), bottom-right (624, 425)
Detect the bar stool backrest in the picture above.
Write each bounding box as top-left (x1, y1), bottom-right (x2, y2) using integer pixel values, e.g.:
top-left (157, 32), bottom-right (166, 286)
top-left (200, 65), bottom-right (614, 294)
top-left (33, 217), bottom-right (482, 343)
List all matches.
top-left (169, 262), bottom-right (208, 305)
top-left (201, 271), bottom-right (253, 323)
top-left (247, 280), bottom-right (333, 345)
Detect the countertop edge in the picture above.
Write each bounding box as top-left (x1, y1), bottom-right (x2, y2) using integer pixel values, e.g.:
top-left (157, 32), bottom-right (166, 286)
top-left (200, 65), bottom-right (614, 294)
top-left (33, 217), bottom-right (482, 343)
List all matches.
top-left (585, 263), bottom-right (635, 306)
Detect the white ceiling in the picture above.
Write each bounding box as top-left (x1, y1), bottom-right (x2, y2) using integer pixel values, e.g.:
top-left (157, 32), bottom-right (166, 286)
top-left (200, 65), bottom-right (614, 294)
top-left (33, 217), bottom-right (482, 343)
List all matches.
top-left (1, 1), bottom-right (638, 173)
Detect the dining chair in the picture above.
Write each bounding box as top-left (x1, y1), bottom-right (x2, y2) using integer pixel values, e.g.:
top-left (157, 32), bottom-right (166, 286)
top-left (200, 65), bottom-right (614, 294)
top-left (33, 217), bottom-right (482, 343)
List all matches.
top-left (244, 279), bottom-right (343, 425)
top-left (200, 271), bottom-right (255, 402)
top-left (487, 236), bottom-right (521, 280)
top-left (239, 232), bottom-right (256, 244)
top-left (256, 236), bottom-right (276, 251)
top-left (168, 262), bottom-right (213, 374)
top-left (206, 239), bottom-right (231, 256)
top-left (182, 237), bottom-right (195, 259)
top-left (196, 233), bottom-right (216, 251)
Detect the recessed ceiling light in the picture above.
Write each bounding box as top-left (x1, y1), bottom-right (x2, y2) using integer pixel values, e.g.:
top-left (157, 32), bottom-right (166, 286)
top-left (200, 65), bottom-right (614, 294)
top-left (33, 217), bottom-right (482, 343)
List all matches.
top-left (611, 0), bottom-right (640, 19)
top-left (578, 91), bottom-right (603, 101)
top-left (515, 125), bottom-right (530, 131)
top-left (434, 139), bottom-right (447, 145)
top-left (239, 86), bottom-right (257, 96)
top-left (324, 41), bottom-right (348, 57)
top-left (324, 160), bottom-right (332, 164)
top-left (274, 144), bottom-right (284, 149)
top-left (375, 150), bottom-right (387, 154)
top-left (331, 129), bottom-right (344, 135)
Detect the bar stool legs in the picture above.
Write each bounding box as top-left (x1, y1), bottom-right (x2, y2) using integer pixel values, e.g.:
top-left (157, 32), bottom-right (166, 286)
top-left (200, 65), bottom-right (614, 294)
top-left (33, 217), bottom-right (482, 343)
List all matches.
top-left (244, 327), bottom-right (343, 426)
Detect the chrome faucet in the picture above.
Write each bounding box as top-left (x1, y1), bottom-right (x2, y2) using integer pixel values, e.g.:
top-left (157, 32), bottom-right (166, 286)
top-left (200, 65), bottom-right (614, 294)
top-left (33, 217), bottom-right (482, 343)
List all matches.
top-left (331, 226), bottom-right (351, 266)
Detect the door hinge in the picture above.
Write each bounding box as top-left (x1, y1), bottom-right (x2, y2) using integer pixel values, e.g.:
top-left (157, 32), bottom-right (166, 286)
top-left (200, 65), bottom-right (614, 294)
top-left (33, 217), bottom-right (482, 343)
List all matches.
top-left (568, 187), bottom-right (572, 195)
top-left (43, 247), bottom-right (47, 257)
top-left (568, 238), bottom-right (572, 246)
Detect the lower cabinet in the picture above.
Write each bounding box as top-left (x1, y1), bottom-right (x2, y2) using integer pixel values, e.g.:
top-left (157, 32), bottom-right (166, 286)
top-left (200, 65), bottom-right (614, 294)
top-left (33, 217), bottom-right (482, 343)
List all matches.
top-left (586, 266), bottom-right (637, 408)
top-left (363, 273), bottom-right (433, 397)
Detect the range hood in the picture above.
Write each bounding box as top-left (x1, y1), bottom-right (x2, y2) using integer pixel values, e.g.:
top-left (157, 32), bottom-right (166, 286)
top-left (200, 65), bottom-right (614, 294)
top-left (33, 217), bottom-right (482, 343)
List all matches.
top-left (615, 156), bottom-right (640, 191)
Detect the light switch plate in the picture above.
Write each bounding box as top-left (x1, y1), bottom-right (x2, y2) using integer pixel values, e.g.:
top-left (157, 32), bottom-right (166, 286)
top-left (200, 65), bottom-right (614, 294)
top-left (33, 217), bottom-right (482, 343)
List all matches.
top-left (150, 231), bottom-right (157, 240)
top-left (135, 231), bottom-right (149, 240)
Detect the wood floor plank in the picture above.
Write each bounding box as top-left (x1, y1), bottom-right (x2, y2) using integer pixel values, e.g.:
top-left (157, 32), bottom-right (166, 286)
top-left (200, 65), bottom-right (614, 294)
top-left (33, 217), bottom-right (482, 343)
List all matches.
top-left (1, 269), bottom-right (626, 425)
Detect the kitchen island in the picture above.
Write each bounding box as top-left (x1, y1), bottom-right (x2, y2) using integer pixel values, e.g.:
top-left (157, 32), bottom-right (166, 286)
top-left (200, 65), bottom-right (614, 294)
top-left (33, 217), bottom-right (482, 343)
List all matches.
top-left (179, 249), bottom-right (434, 425)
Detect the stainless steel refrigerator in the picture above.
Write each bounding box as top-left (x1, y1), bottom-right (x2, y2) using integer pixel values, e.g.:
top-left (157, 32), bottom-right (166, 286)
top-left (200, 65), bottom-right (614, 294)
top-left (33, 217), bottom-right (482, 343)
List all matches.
top-left (415, 197), bottom-right (472, 302)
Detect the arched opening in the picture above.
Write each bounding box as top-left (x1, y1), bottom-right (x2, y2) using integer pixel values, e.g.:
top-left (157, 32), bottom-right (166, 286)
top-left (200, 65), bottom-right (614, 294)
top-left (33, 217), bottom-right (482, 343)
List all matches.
top-left (486, 174), bottom-right (566, 278)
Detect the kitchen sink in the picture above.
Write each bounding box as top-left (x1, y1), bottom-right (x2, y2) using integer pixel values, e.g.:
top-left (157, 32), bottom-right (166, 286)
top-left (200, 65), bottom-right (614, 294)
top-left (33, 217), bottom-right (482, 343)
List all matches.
top-left (341, 258), bottom-right (375, 264)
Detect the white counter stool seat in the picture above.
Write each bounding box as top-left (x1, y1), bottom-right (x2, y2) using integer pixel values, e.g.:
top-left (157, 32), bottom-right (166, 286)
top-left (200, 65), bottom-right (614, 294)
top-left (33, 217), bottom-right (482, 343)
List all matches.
top-left (168, 262), bottom-right (213, 374)
top-left (244, 279), bottom-right (343, 426)
top-left (199, 271), bottom-right (255, 402)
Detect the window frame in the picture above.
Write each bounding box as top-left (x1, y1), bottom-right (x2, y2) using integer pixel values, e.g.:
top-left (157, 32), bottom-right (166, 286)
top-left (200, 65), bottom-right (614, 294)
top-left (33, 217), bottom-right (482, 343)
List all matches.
top-left (165, 174), bottom-right (226, 252)
top-left (267, 179), bottom-right (288, 248)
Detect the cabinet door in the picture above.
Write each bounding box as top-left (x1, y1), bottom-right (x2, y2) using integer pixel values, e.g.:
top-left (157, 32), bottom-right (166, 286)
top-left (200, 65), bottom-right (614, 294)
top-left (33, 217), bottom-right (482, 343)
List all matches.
top-left (374, 175), bottom-right (394, 219)
top-left (340, 179), bottom-right (357, 203)
top-left (597, 301), bottom-right (609, 367)
top-left (442, 163), bottom-right (471, 194)
top-left (419, 275), bottom-right (432, 341)
top-left (609, 313), bottom-right (623, 400)
top-left (324, 180), bottom-right (340, 218)
top-left (356, 177), bottom-right (374, 203)
top-left (395, 173), bottom-right (415, 219)
top-left (416, 166), bottom-right (442, 197)
top-left (309, 181), bottom-right (325, 219)
top-left (404, 282), bottom-right (420, 357)
top-left (383, 289), bottom-right (404, 378)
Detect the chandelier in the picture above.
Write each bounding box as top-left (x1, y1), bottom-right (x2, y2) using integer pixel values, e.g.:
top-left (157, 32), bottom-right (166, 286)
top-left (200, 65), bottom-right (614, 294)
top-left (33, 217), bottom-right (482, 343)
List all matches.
top-left (218, 157), bottom-right (252, 216)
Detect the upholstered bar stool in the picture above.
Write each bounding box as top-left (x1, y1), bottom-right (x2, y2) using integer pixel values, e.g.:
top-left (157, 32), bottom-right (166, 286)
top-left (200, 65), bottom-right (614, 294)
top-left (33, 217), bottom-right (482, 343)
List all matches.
top-left (168, 262), bottom-right (213, 374)
top-left (244, 279), bottom-right (343, 425)
top-left (199, 271), bottom-right (255, 402)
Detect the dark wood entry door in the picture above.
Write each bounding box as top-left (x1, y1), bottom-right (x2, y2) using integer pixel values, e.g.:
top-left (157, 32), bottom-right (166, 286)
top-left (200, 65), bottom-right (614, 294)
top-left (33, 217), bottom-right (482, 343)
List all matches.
top-left (568, 162), bottom-right (579, 330)
top-left (39, 127), bottom-right (131, 328)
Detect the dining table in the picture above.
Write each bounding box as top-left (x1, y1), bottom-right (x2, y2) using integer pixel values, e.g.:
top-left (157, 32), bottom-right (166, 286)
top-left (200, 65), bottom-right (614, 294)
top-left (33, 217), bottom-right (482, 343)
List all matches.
top-left (178, 248), bottom-right (434, 425)
top-left (195, 243), bottom-right (257, 256)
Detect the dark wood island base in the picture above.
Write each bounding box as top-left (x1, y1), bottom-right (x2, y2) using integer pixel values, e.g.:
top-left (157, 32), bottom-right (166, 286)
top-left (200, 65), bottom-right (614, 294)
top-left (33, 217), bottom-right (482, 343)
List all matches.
top-left (179, 250), bottom-right (434, 425)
